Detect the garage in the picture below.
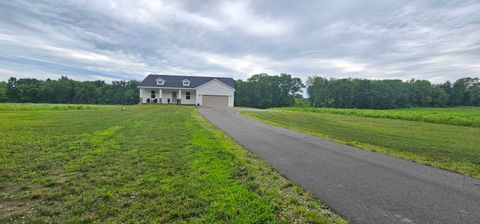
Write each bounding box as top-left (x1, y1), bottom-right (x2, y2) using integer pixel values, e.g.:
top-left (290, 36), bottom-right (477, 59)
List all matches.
top-left (203, 95), bottom-right (228, 108)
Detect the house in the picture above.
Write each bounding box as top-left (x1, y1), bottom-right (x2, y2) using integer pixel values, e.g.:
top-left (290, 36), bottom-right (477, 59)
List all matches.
top-left (137, 74), bottom-right (235, 107)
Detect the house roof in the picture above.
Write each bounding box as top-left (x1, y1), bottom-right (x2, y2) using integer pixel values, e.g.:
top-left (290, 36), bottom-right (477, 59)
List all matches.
top-left (139, 74), bottom-right (235, 89)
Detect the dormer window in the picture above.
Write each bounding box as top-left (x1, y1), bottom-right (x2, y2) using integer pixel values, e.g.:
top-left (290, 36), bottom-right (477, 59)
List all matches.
top-left (156, 78), bottom-right (165, 85)
top-left (182, 79), bottom-right (191, 86)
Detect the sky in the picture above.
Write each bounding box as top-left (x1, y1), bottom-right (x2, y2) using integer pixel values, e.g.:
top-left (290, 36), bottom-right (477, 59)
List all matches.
top-left (0, 0), bottom-right (479, 83)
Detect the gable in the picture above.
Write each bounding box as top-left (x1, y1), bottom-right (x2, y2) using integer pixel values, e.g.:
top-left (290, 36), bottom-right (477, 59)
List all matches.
top-left (196, 79), bottom-right (235, 91)
top-left (196, 79), bottom-right (235, 95)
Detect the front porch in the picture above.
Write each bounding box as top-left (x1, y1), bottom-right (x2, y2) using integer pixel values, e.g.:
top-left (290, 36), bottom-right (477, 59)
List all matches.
top-left (139, 88), bottom-right (196, 105)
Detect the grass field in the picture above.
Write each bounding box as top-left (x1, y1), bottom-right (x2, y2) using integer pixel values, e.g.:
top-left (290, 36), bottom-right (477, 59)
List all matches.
top-left (0, 104), bottom-right (345, 223)
top-left (242, 109), bottom-right (480, 178)
top-left (278, 107), bottom-right (480, 127)
top-left (0, 103), bottom-right (108, 111)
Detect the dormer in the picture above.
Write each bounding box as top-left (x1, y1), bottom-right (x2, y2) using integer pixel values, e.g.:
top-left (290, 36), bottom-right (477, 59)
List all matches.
top-left (182, 79), bottom-right (191, 86)
top-left (156, 78), bottom-right (166, 85)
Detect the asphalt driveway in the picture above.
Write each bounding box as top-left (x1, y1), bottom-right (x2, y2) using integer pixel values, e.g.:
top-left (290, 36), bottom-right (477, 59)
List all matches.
top-left (199, 108), bottom-right (480, 224)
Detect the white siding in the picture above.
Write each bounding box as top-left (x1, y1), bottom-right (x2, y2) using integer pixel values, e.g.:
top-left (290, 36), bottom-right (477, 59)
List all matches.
top-left (182, 90), bottom-right (196, 105)
top-left (196, 80), bottom-right (234, 107)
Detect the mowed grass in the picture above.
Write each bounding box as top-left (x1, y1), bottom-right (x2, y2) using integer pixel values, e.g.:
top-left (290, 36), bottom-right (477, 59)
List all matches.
top-left (0, 104), bottom-right (345, 223)
top-left (242, 110), bottom-right (480, 178)
top-left (278, 107), bottom-right (480, 127)
top-left (0, 103), bottom-right (109, 111)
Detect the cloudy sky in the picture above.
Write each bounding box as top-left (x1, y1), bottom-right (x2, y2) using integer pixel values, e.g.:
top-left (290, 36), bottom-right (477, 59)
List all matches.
top-left (0, 0), bottom-right (479, 83)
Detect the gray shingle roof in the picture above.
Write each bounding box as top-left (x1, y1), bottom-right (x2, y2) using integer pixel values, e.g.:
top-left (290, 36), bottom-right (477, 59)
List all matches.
top-left (138, 74), bottom-right (235, 89)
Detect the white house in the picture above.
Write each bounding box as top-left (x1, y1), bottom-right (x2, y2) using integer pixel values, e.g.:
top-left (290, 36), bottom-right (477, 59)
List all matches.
top-left (137, 74), bottom-right (235, 107)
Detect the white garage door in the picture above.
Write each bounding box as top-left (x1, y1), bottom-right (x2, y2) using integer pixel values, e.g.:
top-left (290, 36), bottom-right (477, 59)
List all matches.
top-left (203, 95), bottom-right (228, 107)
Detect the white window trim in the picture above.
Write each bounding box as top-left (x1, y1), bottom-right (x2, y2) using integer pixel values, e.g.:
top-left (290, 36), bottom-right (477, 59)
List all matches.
top-left (182, 79), bottom-right (191, 86)
top-left (156, 78), bottom-right (166, 85)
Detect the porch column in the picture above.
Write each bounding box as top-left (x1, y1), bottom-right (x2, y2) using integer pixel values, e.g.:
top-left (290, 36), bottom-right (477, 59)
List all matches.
top-left (139, 88), bottom-right (142, 103)
top-left (158, 89), bottom-right (162, 103)
top-left (178, 89), bottom-right (182, 104)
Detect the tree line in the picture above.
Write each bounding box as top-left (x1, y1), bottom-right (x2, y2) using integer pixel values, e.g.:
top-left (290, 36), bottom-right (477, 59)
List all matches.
top-left (234, 74), bottom-right (480, 109)
top-left (1, 74), bottom-right (478, 108)
top-left (306, 77), bottom-right (480, 108)
top-left (0, 76), bottom-right (139, 104)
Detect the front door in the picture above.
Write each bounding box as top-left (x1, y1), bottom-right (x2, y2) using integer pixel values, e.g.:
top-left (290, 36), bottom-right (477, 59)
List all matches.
top-left (172, 91), bottom-right (177, 102)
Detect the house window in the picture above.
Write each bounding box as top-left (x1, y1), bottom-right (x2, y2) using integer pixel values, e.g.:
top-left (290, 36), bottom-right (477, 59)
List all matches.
top-left (151, 90), bottom-right (156, 98)
top-left (186, 92), bottom-right (191, 100)
top-left (182, 79), bottom-right (190, 86)
top-left (156, 78), bottom-right (165, 85)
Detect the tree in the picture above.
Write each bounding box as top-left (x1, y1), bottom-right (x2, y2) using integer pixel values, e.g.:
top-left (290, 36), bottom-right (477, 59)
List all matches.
top-left (440, 81), bottom-right (453, 105)
top-left (0, 81), bottom-right (7, 102)
top-left (446, 77), bottom-right (480, 106)
top-left (430, 85), bottom-right (449, 107)
top-left (73, 81), bottom-right (99, 104)
top-left (306, 77), bottom-right (329, 107)
top-left (234, 73), bottom-right (304, 108)
top-left (460, 77), bottom-right (480, 106)
top-left (16, 78), bottom-right (42, 103)
top-left (329, 78), bottom-right (355, 108)
top-left (124, 80), bottom-right (140, 104)
top-left (234, 79), bottom-right (250, 107)
top-left (6, 77), bottom-right (19, 102)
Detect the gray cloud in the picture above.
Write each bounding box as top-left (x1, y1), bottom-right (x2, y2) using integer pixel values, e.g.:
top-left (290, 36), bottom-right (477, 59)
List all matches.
top-left (0, 0), bottom-right (479, 83)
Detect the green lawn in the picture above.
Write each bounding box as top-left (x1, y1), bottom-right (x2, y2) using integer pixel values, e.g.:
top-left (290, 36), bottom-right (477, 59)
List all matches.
top-left (0, 104), bottom-right (345, 223)
top-left (0, 103), bottom-right (109, 111)
top-left (242, 110), bottom-right (480, 178)
top-left (278, 107), bottom-right (480, 127)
